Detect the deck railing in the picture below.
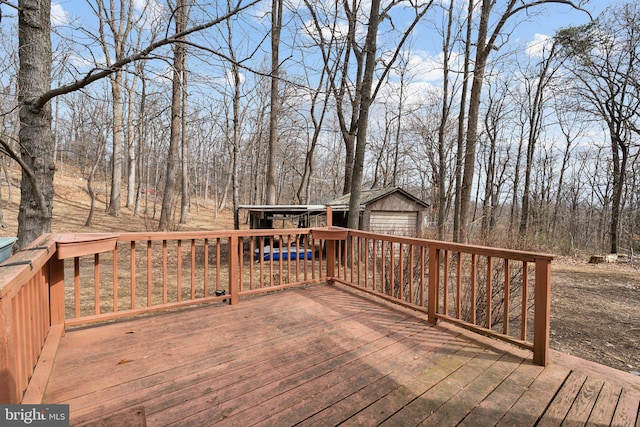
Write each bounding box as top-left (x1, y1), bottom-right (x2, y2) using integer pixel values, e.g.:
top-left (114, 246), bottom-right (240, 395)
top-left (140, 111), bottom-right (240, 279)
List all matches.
top-left (332, 231), bottom-right (553, 366)
top-left (0, 227), bottom-right (553, 403)
top-left (0, 235), bottom-right (62, 404)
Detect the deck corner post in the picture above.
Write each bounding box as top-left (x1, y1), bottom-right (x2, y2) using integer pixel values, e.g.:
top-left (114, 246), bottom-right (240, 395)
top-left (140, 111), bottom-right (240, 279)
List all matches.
top-left (326, 206), bottom-right (332, 227)
top-left (229, 235), bottom-right (240, 305)
top-left (0, 296), bottom-right (19, 403)
top-left (49, 257), bottom-right (66, 326)
top-left (326, 239), bottom-right (336, 284)
top-left (533, 257), bottom-right (552, 366)
top-left (427, 246), bottom-right (440, 325)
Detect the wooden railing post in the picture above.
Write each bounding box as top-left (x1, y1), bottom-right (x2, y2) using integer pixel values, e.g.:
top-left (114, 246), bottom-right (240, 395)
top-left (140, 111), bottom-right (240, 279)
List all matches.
top-left (427, 246), bottom-right (439, 325)
top-left (0, 294), bottom-right (19, 403)
top-left (49, 257), bottom-right (65, 326)
top-left (533, 257), bottom-right (552, 366)
top-left (326, 239), bottom-right (336, 284)
top-left (229, 235), bottom-right (239, 305)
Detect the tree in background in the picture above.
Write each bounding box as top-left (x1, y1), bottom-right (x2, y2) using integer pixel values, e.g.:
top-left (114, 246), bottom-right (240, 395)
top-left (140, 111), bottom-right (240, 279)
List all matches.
top-left (455, 0), bottom-right (587, 243)
top-left (556, 2), bottom-right (640, 253)
top-left (3, 0), bottom-right (259, 247)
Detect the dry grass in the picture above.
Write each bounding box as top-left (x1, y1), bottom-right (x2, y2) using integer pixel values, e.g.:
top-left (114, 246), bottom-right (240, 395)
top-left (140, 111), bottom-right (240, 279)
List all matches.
top-left (0, 166), bottom-right (237, 237)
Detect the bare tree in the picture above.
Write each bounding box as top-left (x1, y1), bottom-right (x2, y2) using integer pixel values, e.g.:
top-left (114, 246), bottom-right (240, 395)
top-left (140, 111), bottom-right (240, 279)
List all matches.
top-left (457, 0), bottom-right (586, 243)
top-left (556, 2), bottom-right (640, 253)
top-left (518, 40), bottom-right (560, 241)
top-left (7, 0), bottom-right (259, 246)
top-left (159, 0), bottom-right (188, 231)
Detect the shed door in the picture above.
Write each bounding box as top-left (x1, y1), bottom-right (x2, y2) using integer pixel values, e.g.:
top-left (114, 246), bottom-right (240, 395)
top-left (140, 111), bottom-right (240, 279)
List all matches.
top-left (369, 211), bottom-right (418, 236)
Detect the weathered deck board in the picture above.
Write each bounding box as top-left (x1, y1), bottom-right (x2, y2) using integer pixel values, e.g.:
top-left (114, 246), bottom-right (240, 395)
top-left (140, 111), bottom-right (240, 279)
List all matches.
top-left (42, 284), bottom-right (640, 426)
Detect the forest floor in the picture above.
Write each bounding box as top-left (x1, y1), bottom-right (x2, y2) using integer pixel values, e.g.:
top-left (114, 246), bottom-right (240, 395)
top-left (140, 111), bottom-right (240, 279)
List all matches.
top-left (0, 169), bottom-right (638, 376)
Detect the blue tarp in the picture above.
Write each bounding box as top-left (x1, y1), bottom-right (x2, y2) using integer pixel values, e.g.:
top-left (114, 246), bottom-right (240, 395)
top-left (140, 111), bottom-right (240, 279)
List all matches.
top-left (255, 245), bottom-right (313, 261)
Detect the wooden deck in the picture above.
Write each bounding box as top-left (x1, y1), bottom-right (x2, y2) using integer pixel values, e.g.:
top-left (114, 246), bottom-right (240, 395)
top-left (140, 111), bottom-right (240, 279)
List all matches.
top-left (43, 284), bottom-right (640, 426)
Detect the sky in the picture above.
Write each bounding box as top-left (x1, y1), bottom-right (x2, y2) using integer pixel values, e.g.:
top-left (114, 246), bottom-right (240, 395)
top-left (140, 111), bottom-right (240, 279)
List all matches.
top-left (37, 0), bottom-right (618, 113)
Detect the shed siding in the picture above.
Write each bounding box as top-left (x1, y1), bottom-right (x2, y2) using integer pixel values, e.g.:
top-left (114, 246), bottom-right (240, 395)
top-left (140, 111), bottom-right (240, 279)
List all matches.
top-left (369, 211), bottom-right (418, 236)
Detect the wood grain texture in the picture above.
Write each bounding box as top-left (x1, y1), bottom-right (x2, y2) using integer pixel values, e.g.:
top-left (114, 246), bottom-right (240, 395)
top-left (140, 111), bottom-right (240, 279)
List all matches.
top-left (42, 284), bottom-right (640, 426)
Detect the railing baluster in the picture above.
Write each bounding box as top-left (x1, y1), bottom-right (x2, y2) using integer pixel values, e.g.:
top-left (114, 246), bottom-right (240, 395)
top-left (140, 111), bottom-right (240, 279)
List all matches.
top-left (113, 247), bottom-right (119, 312)
top-left (146, 241), bottom-right (152, 307)
top-left (471, 253), bottom-right (477, 325)
top-left (216, 238), bottom-right (221, 292)
top-left (239, 238), bottom-right (245, 292)
top-left (204, 239), bottom-right (209, 297)
top-left (521, 261), bottom-right (529, 340)
top-left (364, 238), bottom-right (370, 290)
top-left (443, 250), bottom-right (449, 316)
top-left (419, 246), bottom-right (425, 307)
top-left (399, 243), bottom-right (404, 301)
top-left (408, 245), bottom-right (414, 305)
top-left (456, 252), bottom-right (462, 319)
top-left (249, 237), bottom-right (255, 290)
top-left (303, 235), bottom-right (308, 281)
top-left (94, 253), bottom-right (100, 315)
top-left (381, 241), bottom-right (386, 295)
top-left (427, 246), bottom-right (439, 324)
top-left (503, 258), bottom-right (511, 335)
top-left (390, 242), bottom-right (395, 298)
top-left (130, 241), bottom-right (135, 309)
top-left (162, 240), bottom-right (168, 304)
top-left (286, 235), bottom-right (291, 284)
top-left (486, 256), bottom-right (493, 330)
top-left (177, 240), bottom-right (182, 301)
top-left (356, 237), bottom-right (363, 286)
top-left (259, 236), bottom-right (265, 288)
top-left (191, 239), bottom-right (196, 299)
top-left (74, 257), bottom-right (80, 318)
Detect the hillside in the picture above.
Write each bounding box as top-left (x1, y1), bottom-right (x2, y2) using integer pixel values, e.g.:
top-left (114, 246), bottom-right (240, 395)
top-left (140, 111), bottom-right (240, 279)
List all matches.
top-left (0, 167), bottom-right (235, 237)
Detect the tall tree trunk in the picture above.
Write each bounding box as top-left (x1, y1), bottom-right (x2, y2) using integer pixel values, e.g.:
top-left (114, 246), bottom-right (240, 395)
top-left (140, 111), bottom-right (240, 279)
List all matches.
top-left (459, 0), bottom-right (491, 243)
top-left (453, 0), bottom-right (473, 243)
top-left (519, 43), bottom-right (556, 240)
top-left (17, 0), bottom-right (54, 248)
top-left (610, 133), bottom-right (628, 254)
top-left (179, 57), bottom-right (189, 224)
top-left (347, 0), bottom-right (381, 229)
top-left (108, 76), bottom-right (124, 216)
top-left (437, 0), bottom-right (455, 240)
top-left (265, 0), bottom-right (282, 205)
top-left (86, 134), bottom-right (107, 226)
top-left (126, 80), bottom-right (137, 209)
top-left (159, 0), bottom-right (187, 230)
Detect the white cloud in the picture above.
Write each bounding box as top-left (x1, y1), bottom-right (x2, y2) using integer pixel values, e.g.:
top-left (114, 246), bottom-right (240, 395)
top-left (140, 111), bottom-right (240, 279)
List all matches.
top-left (51, 3), bottom-right (70, 27)
top-left (134, 0), bottom-right (167, 31)
top-left (302, 19), bottom-right (350, 44)
top-left (526, 33), bottom-right (553, 58)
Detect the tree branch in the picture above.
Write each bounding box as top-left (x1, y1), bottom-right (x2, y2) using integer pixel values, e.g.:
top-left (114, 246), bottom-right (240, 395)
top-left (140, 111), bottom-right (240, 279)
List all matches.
top-left (0, 137), bottom-right (47, 213)
top-left (28, 0), bottom-right (261, 112)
